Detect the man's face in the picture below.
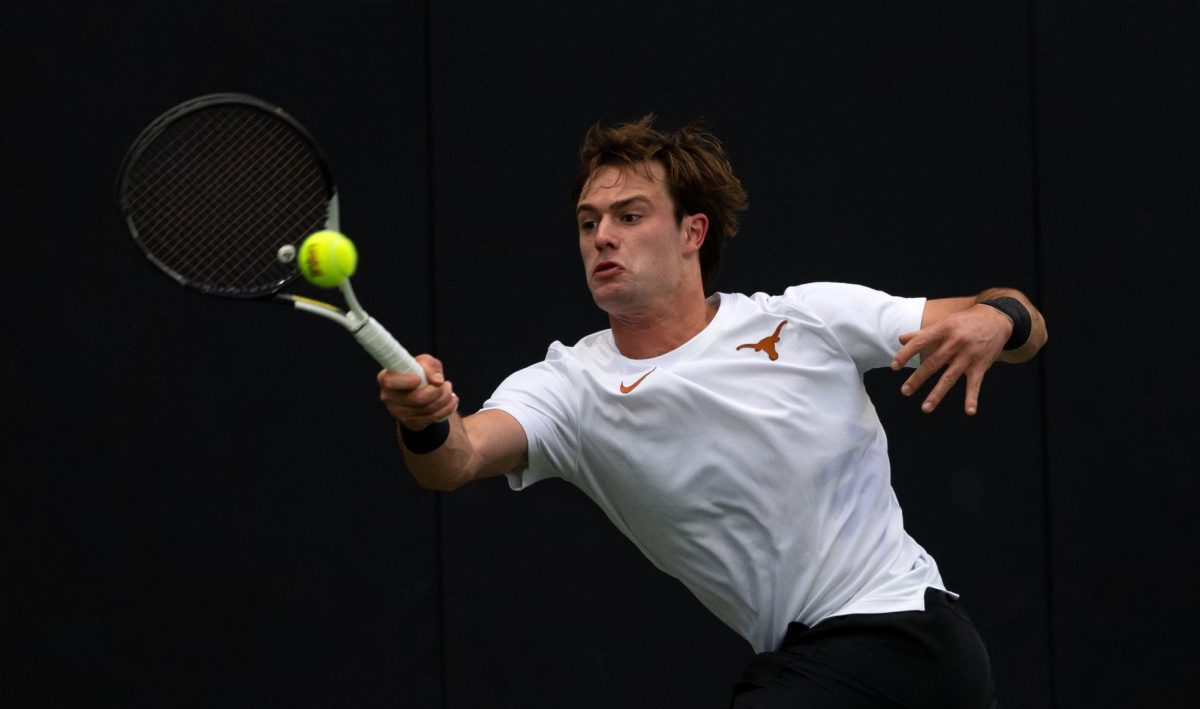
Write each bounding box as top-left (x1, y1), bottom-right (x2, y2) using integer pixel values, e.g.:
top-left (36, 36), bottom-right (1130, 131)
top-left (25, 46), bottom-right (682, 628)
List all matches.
top-left (576, 161), bottom-right (699, 316)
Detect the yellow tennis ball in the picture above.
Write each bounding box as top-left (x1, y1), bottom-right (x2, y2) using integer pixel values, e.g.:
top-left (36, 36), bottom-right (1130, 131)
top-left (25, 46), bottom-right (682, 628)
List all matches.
top-left (298, 230), bottom-right (357, 288)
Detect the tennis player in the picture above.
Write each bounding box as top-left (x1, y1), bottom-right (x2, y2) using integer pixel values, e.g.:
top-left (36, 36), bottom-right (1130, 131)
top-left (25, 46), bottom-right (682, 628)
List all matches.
top-left (378, 116), bottom-right (1046, 708)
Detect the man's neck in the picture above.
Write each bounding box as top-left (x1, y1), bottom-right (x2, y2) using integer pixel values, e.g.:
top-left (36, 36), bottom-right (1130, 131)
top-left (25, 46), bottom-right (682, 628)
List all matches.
top-left (609, 294), bottom-right (719, 360)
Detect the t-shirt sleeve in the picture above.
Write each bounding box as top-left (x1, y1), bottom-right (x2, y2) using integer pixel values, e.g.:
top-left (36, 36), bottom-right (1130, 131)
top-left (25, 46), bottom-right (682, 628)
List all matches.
top-left (480, 347), bottom-right (579, 491)
top-left (784, 282), bottom-right (926, 372)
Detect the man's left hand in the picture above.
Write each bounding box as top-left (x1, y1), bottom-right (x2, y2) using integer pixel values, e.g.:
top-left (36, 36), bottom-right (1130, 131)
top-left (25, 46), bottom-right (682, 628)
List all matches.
top-left (890, 304), bottom-right (1013, 415)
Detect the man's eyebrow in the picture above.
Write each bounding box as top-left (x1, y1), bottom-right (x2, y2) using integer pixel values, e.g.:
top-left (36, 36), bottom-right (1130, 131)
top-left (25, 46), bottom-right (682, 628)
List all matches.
top-left (575, 195), bottom-right (652, 216)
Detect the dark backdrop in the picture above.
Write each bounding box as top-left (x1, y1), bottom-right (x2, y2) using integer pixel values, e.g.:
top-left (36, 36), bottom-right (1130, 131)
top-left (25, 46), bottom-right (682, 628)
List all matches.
top-left (5, 2), bottom-right (1197, 707)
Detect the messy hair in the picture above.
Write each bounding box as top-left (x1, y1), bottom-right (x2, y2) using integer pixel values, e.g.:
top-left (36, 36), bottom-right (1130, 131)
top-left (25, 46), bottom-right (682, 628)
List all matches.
top-left (573, 115), bottom-right (749, 292)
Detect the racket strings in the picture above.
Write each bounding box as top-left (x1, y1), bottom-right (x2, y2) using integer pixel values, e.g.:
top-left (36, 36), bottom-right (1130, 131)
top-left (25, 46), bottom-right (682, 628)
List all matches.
top-left (131, 108), bottom-right (265, 254)
top-left (139, 111), bottom-right (322, 282)
top-left (133, 135), bottom-right (318, 285)
top-left (133, 111), bottom-right (280, 280)
top-left (124, 104), bottom-right (332, 295)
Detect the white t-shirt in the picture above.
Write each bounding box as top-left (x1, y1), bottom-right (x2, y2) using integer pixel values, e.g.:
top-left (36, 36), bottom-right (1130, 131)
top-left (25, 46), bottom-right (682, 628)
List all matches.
top-left (481, 282), bottom-right (948, 652)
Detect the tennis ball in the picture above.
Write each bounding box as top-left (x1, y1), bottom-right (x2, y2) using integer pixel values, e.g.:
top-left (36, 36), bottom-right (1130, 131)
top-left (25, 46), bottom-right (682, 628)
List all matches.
top-left (298, 230), bottom-right (357, 288)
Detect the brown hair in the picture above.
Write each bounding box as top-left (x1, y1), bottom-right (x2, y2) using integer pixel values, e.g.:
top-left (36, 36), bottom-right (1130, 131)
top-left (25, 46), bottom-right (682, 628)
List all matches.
top-left (573, 114), bottom-right (748, 292)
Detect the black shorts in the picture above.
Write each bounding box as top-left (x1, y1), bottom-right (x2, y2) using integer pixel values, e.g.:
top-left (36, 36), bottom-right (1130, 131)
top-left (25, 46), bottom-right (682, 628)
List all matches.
top-left (731, 588), bottom-right (998, 708)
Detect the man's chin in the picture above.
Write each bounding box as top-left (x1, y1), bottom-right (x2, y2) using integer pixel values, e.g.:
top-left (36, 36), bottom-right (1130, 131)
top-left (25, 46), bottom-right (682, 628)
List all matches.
top-left (589, 285), bottom-right (630, 315)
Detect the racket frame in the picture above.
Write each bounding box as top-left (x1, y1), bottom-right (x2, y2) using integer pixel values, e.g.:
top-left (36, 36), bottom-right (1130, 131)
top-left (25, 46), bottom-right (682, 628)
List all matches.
top-left (117, 93), bottom-right (425, 382)
top-left (117, 93), bottom-right (337, 299)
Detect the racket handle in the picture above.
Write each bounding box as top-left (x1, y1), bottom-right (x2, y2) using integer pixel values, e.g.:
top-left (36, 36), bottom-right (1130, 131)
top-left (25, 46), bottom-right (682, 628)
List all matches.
top-left (353, 317), bottom-right (427, 385)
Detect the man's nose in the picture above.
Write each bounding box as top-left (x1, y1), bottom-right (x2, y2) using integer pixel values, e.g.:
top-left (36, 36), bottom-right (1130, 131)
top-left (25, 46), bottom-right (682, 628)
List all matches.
top-left (594, 216), bottom-right (618, 249)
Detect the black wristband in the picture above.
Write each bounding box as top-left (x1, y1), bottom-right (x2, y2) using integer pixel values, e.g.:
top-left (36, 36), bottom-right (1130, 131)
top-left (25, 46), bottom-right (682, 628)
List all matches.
top-left (400, 419), bottom-right (451, 454)
top-left (980, 296), bottom-right (1032, 351)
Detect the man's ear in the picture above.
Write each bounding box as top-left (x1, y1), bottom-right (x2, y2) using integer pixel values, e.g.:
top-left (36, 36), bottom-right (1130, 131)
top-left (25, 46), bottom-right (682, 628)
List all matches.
top-left (682, 213), bottom-right (709, 254)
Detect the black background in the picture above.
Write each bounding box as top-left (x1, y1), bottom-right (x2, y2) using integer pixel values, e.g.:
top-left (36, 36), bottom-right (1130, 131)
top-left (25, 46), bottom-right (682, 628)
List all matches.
top-left (5, 2), bottom-right (1197, 707)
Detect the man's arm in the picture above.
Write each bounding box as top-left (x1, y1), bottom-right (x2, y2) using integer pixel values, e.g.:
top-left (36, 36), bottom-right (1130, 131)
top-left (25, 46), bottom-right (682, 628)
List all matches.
top-left (891, 288), bottom-right (1047, 415)
top-left (377, 356), bottom-right (528, 491)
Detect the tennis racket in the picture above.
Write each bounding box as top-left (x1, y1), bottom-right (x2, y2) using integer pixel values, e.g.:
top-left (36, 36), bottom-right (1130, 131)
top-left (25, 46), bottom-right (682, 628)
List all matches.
top-left (116, 93), bottom-right (425, 383)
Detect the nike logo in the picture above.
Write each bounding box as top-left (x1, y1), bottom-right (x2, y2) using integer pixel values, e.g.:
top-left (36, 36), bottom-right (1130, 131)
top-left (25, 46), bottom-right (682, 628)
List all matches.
top-left (619, 367), bottom-right (657, 394)
top-left (736, 320), bottom-right (788, 361)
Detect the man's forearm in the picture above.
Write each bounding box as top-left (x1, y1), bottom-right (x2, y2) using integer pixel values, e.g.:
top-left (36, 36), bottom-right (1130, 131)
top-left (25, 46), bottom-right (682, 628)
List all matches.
top-left (398, 413), bottom-right (476, 491)
top-left (397, 408), bottom-right (528, 491)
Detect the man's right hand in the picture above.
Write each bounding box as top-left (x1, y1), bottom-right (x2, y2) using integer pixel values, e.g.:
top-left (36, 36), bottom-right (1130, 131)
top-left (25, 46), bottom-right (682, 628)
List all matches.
top-left (377, 354), bottom-right (459, 431)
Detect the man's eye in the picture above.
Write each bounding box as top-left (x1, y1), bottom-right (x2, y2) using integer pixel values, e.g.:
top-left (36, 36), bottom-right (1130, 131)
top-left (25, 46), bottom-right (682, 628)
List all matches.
top-left (579, 220), bottom-right (596, 231)
top-left (620, 213), bottom-right (641, 223)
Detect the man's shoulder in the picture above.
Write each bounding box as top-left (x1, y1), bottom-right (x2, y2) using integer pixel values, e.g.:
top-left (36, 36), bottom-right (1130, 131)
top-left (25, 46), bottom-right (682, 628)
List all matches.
top-left (727, 281), bottom-right (867, 301)
top-left (554, 328), bottom-right (617, 365)
top-left (768, 282), bottom-right (902, 315)
top-left (724, 282), bottom-right (920, 336)
top-left (508, 329), bottom-right (616, 378)
top-left (725, 282), bottom-right (864, 315)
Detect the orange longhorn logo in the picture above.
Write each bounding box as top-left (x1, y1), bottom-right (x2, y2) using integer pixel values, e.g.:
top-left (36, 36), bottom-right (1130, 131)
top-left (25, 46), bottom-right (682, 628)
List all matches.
top-left (736, 320), bottom-right (788, 361)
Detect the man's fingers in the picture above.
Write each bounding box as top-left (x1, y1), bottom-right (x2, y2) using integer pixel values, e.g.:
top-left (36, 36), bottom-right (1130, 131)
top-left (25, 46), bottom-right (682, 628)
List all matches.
top-left (905, 358), bottom-right (987, 415)
top-left (378, 354), bottom-right (448, 391)
top-left (901, 366), bottom-right (927, 397)
top-left (963, 368), bottom-right (986, 416)
top-left (896, 310), bottom-right (1003, 415)
top-left (415, 354), bottom-right (445, 386)
top-left (378, 368), bottom-right (423, 392)
top-left (892, 331), bottom-right (921, 370)
top-left (901, 341), bottom-right (950, 396)
top-left (920, 366), bottom-right (964, 414)
top-left (377, 353), bottom-right (457, 426)
top-left (900, 339), bottom-right (965, 412)
top-left (382, 380), bottom-right (457, 423)
top-left (382, 377), bottom-right (452, 408)
top-left (400, 381), bottom-right (458, 428)
top-left (432, 391), bottom-right (460, 422)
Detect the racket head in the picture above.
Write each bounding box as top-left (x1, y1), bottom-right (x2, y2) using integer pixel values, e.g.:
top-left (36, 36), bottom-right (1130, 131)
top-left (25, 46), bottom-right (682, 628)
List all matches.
top-left (117, 94), bottom-right (338, 298)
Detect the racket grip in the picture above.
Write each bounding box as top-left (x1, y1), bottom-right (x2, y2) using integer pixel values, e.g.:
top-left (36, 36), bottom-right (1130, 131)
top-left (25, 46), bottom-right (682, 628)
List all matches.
top-left (353, 317), bottom-right (427, 385)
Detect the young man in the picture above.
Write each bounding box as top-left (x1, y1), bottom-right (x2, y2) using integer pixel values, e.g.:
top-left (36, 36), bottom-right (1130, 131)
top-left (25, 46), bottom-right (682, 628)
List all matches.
top-left (378, 116), bottom-right (1046, 707)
